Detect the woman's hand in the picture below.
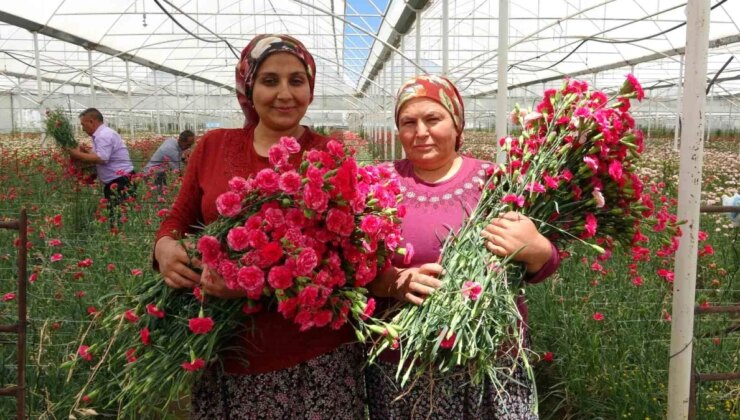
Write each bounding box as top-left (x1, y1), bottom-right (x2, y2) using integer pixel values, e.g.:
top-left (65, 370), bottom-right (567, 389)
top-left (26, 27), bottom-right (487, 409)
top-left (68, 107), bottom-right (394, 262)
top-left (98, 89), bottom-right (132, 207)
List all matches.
top-left (369, 263), bottom-right (444, 305)
top-left (154, 236), bottom-right (201, 289)
top-left (481, 212), bottom-right (552, 273)
top-left (199, 266), bottom-right (246, 299)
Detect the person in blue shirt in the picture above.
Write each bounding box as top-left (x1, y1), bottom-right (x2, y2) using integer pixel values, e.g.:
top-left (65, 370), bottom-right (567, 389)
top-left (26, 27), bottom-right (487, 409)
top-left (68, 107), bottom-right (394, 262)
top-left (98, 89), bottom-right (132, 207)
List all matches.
top-left (144, 130), bottom-right (196, 188)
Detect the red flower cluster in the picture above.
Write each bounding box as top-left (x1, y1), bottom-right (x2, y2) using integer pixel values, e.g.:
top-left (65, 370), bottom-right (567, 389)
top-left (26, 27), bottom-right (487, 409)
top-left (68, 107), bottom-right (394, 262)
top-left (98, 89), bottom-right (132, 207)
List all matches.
top-left (497, 75), bottom-right (675, 254)
top-left (196, 137), bottom-right (403, 332)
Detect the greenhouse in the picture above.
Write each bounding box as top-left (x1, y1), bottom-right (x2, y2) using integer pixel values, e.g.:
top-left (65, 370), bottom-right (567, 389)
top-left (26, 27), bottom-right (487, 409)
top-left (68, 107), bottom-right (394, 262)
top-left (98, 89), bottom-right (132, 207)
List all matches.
top-left (0, 0), bottom-right (738, 418)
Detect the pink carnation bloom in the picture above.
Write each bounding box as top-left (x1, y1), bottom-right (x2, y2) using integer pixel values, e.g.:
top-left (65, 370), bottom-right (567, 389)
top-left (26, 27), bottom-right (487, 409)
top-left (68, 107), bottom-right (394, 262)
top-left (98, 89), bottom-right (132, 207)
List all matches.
top-left (295, 248), bottom-right (319, 276)
top-left (216, 191), bottom-right (242, 217)
top-left (197, 235), bottom-right (222, 266)
top-left (278, 170), bottom-right (302, 194)
top-left (583, 213), bottom-right (597, 238)
top-left (124, 309), bottom-right (139, 323)
top-left (268, 145), bottom-right (289, 168)
top-left (502, 194), bottom-right (525, 208)
top-left (50, 253), bottom-right (63, 262)
top-left (78, 345), bottom-right (93, 361)
top-left (255, 169), bottom-right (280, 195)
top-left (592, 312), bottom-right (605, 321)
top-left (608, 160), bottom-right (623, 182)
top-left (228, 176), bottom-right (251, 194)
top-left (461, 281), bottom-right (482, 301)
top-left (146, 303), bottom-right (165, 318)
top-left (403, 243), bottom-right (415, 265)
top-left (268, 265), bottom-right (294, 290)
top-left (279, 136), bottom-right (301, 153)
top-left (592, 189), bottom-right (605, 208)
top-left (227, 227), bottom-right (251, 251)
top-left (583, 156), bottom-right (599, 172)
top-left (237, 265), bottom-right (265, 299)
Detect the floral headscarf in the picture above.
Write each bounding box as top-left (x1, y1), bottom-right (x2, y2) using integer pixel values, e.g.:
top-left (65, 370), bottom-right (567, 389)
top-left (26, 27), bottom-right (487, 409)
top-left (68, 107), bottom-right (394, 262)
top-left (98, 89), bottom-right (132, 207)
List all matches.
top-left (235, 34), bottom-right (317, 126)
top-left (394, 75), bottom-right (466, 150)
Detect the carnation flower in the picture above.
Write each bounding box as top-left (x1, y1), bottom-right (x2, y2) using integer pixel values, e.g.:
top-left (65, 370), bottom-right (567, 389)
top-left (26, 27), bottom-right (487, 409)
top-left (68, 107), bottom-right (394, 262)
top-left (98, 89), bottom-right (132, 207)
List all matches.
top-left (124, 309), bottom-right (139, 323)
top-left (181, 358), bottom-right (206, 372)
top-left (227, 227), bottom-right (251, 251)
top-left (146, 304), bottom-right (165, 319)
top-left (78, 345), bottom-right (93, 361)
top-left (268, 265), bottom-right (294, 290)
top-left (461, 281), bottom-right (482, 301)
top-left (215, 191), bottom-right (242, 217)
top-left (188, 317), bottom-right (215, 335)
top-left (140, 327), bottom-right (151, 345)
top-left (361, 298), bottom-right (376, 320)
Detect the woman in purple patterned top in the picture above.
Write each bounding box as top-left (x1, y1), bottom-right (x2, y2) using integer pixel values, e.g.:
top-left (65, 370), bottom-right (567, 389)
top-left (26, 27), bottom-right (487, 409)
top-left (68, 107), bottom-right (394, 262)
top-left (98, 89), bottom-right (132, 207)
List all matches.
top-left (366, 75), bottom-right (559, 419)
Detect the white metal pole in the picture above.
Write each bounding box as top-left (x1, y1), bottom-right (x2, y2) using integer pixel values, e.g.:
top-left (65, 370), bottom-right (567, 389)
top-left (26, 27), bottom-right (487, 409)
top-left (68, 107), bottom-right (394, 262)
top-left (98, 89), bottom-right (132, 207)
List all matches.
top-left (153, 70), bottom-right (161, 135)
top-left (400, 36), bottom-right (406, 159)
top-left (667, 0), bottom-right (710, 418)
top-left (125, 60), bottom-right (134, 137)
top-left (382, 71), bottom-right (388, 160)
top-left (705, 84), bottom-right (713, 142)
top-left (88, 49), bottom-right (96, 107)
top-left (32, 32), bottom-right (44, 136)
top-left (192, 79), bottom-right (197, 132)
top-left (442, 0), bottom-right (449, 75)
top-left (390, 55), bottom-right (396, 160)
top-left (673, 54), bottom-right (684, 152)
top-left (496, 0), bottom-right (509, 163)
top-left (647, 93), bottom-right (653, 140)
top-left (175, 76), bottom-right (181, 132)
top-left (416, 10), bottom-right (421, 68)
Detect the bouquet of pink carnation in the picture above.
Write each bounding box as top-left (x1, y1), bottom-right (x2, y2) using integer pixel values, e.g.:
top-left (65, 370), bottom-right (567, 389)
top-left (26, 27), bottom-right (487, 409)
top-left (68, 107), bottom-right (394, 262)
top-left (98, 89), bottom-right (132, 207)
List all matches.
top-left (65, 137), bottom-right (403, 416)
top-left (369, 76), bottom-right (679, 405)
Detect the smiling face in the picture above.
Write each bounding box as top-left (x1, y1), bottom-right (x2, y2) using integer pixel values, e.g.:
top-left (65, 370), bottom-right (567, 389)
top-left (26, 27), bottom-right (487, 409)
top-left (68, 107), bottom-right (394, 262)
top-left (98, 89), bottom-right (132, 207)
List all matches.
top-left (251, 52), bottom-right (311, 132)
top-left (397, 97), bottom-right (459, 171)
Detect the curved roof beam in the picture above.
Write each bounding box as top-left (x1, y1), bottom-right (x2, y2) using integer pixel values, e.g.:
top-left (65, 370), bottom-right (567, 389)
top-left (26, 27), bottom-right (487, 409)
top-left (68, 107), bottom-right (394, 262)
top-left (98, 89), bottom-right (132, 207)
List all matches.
top-left (0, 10), bottom-right (235, 92)
top-left (470, 34), bottom-right (740, 97)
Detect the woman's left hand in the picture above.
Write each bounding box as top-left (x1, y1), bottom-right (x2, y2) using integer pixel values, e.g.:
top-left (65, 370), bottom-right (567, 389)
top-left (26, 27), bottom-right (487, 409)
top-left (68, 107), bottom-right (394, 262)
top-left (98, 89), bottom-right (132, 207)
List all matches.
top-left (199, 265), bottom-right (247, 299)
top-left (481, 211), bottom-right (552, 273)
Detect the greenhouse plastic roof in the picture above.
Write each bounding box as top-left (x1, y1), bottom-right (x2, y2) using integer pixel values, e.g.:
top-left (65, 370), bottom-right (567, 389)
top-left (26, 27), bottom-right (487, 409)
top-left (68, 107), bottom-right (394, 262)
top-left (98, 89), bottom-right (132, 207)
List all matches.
top-left (1, 0), bottom-right (739, 110)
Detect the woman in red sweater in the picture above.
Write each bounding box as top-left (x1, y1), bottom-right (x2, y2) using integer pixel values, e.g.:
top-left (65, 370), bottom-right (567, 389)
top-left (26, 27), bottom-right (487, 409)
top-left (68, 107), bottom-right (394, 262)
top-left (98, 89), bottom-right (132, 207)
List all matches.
top-left (154, 35), bottom-right (363, 419)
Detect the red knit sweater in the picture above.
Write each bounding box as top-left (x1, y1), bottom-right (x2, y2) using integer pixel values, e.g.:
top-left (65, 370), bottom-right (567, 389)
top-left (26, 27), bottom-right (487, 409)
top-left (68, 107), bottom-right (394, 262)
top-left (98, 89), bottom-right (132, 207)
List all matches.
top-left (155, 125), bottom-right (354, 374)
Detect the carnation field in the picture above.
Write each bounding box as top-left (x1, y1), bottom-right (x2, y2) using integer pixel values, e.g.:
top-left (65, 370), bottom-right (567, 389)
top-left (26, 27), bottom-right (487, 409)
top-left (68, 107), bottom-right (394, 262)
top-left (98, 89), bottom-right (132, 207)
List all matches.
top-left (0, 131), bottom-right (738, 418)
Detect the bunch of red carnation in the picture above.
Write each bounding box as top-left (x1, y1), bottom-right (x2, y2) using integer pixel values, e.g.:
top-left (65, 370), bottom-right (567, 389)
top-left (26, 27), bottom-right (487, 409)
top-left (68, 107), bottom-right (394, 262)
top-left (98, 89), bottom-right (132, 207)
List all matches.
top-left (68, 136), bottom-right (404, 416)
top-left (196, 136), bottom-right (404, 331)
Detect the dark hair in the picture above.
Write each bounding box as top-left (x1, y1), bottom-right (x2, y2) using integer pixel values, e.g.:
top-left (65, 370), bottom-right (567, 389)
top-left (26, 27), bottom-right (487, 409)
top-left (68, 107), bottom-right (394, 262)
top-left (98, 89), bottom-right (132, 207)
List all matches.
top-left (178, 130), bottom-right (195, 143)
top-left (79, 108), bottom-right (104, 122)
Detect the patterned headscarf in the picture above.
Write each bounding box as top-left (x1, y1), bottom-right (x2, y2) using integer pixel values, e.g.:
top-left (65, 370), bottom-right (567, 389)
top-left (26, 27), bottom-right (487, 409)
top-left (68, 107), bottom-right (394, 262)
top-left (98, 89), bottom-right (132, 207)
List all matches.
top-left (394, 75), bottom-right (466, 150)
top-left (235, 34), bottom-right (317, 126)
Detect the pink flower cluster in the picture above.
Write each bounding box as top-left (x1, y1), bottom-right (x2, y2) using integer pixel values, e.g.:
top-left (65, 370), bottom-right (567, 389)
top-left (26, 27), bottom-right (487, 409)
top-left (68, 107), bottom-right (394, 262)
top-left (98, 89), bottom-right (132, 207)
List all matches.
top-left (493, 76), bottom-right (677, 255)
top-left (198, 137), bottom-right (402, 332)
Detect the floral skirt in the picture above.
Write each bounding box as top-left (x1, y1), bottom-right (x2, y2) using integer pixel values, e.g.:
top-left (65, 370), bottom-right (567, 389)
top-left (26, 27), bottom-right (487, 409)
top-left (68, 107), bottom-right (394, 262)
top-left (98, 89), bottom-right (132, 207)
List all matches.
top-left (191, 343), bottom-right (366, 420)
top-left (365, 359), bottom-right (538, 420)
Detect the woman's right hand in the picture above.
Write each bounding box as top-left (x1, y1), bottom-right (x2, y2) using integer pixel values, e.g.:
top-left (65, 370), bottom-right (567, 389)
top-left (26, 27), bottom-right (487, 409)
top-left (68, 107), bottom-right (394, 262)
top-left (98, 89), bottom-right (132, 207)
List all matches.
top-left (370, 263), bottom-right (444, 305)
top-left (154, 236), bottom-right (201, 289)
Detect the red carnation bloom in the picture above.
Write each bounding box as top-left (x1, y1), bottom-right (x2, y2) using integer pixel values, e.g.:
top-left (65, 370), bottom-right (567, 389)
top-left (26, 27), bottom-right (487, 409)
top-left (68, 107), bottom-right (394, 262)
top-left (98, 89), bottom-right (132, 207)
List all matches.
top-left (188, 317), bottom-right (215, 335)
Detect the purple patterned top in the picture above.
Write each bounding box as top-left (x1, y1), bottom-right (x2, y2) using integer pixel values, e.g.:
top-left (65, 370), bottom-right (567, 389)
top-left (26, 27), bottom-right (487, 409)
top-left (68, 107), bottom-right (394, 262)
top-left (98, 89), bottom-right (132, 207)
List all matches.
top-left (377, 156), bottom-right (559, 362)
